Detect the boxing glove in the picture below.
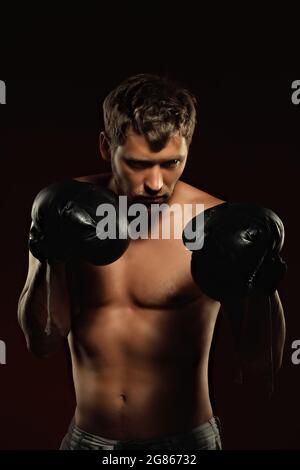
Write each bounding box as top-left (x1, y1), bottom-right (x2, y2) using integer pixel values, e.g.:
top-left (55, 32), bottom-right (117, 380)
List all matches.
top-left (182, 202), bottom-right (287, 301)
top-left (29, 179), bottom-right (129, 265)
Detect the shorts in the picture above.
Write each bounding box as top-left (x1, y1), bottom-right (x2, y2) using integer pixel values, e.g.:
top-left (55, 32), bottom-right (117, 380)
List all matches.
top-left (59, 416), bottom-right (222, 450)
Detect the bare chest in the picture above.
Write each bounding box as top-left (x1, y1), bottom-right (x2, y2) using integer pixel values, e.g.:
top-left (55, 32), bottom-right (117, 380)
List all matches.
top-left (68, 238), bottom-right (201, 310)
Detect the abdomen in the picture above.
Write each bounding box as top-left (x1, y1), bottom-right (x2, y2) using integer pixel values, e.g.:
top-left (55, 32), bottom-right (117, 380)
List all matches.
top-left (68, 301), bottom-right (219, 440)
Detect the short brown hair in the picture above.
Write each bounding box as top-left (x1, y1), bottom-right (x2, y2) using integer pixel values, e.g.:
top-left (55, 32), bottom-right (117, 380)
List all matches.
top-left (103, 73), bottom-right (197, 152)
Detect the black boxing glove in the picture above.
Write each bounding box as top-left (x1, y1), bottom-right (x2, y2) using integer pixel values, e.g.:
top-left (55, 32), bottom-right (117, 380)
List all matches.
top-left (29, 179), bottom-right (129, 265)
top-left (182, 202), bottom-right (287, 301)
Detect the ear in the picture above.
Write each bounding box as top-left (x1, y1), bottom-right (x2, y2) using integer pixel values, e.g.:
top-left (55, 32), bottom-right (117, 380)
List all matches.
top-left (99, 131), bottom-right (111, 162)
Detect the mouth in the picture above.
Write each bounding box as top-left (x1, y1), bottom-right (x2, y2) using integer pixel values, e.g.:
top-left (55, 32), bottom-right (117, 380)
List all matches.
top-left (133, 196), bottom-right (168, 205)
top-left (142, 199), bottom-right (166, 205)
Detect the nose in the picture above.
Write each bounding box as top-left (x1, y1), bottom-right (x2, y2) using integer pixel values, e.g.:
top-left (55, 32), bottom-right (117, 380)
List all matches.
top-left (144, 166), bottom-right (163, 195)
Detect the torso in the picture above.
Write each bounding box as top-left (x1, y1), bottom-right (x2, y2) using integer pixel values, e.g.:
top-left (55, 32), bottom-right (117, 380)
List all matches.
top-left (66, 173), bottom-right (224, 440)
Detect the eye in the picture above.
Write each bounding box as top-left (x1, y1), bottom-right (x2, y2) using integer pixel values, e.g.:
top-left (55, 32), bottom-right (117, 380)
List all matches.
top-left (161, 160), bottom-right (180, 168)
top-left (127, 161), bottom-right (148, 169)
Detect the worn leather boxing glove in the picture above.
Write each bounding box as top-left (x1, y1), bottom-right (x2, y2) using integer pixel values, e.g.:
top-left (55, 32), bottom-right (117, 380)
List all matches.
top-left (182, 202), bottom-right (287, 301)
top-left (29, 179), bottom-right (129, 265)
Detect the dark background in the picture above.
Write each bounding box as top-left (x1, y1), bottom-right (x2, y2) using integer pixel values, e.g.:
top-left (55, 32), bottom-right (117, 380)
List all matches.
top-left (0, 76), bottom-right (299, 450)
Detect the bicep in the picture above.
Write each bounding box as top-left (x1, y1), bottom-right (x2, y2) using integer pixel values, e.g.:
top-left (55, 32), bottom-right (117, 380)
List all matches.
top-left (18, 252), bottom-right (72, 340)
top-left (18, 252), bottom-right (42, 323)
top-left (19, 251), bottom-right (41, 300)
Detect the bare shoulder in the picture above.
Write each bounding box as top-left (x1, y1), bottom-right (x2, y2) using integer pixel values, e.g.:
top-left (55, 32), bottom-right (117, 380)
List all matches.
top-left (176, 180), bottom-right (225, 209)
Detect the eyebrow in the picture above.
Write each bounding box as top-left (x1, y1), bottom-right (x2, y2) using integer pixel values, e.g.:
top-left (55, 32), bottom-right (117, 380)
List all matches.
top-left (123, 155), bottom-right (185, 164)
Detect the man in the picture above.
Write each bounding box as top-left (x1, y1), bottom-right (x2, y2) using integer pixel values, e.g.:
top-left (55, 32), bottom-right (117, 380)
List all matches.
top-left (17, 74), bottom-right (286, 450)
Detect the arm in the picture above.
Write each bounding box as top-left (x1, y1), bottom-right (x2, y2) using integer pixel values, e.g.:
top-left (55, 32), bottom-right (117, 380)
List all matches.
top-left (222, 290), bottom-right (286, 378)
top-left (18, 179), bottom-right (129, 358)
top-left (183, 202), bottom-right (287, 389)
top-left (18, 251), bottom-right (71, 359)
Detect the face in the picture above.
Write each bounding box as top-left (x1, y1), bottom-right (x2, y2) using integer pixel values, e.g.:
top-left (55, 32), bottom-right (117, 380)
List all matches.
top-left (106, 129), bottom-right (188, 206)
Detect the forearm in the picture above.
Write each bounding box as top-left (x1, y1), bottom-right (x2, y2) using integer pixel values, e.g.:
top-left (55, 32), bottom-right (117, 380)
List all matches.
top-left (18, 260), bottom-right (71, 357)
top-left (239, 291), bottom-right (286, 373)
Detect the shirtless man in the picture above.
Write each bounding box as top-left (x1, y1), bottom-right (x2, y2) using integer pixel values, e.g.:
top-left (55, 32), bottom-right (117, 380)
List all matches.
top-left (17, 74), bottom-right (286, 450)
